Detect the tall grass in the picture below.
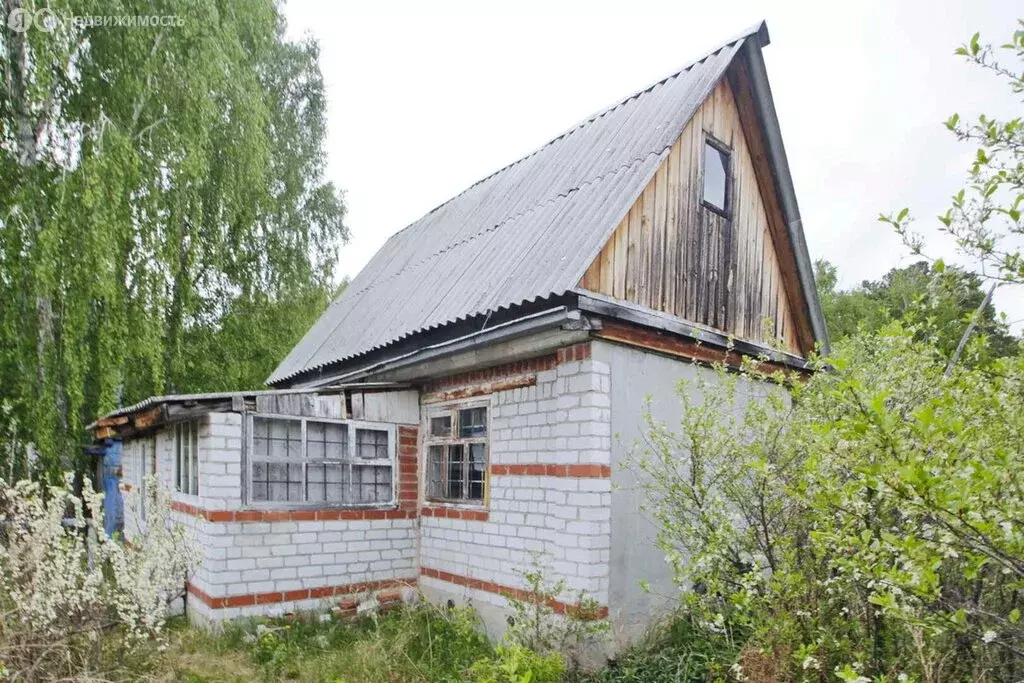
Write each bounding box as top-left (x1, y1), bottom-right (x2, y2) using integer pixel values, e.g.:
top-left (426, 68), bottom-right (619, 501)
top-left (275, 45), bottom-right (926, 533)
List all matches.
top-left (158, 602), bottom-right (492, 683)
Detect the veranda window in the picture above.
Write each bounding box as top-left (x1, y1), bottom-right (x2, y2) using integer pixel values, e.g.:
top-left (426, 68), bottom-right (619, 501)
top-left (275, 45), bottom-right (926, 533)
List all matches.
top-left (247, 415), bottom-right (395, 506)
top-left (175, 421), bottom-right (199, 496)
top-left (425, 403), bottom-right (488, 504)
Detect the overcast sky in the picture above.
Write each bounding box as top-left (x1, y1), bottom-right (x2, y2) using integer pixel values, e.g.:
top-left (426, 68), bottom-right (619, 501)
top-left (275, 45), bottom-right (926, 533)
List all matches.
top-left (283, 0), bottom-right (1022, 332)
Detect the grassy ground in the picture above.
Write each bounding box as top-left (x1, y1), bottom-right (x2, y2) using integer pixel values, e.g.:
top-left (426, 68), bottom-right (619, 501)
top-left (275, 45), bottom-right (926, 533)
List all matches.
top-left (134, 605), bottom-right (731, 683)
top-left (152, 604), bottom-right (492, 683)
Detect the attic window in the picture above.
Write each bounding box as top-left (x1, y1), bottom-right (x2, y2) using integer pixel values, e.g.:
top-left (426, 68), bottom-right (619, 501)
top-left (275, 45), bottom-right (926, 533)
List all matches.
top-left (702, 138), bottom-right (730, 215)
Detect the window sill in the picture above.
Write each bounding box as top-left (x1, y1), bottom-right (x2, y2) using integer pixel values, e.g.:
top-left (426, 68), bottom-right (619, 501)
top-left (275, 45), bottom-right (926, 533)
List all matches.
top-left (169, 501), bottom-right (416, 523)
top-left (243, 500), bottom-right (396, 508)
top-left (700, 199), bottom-right (730, 219)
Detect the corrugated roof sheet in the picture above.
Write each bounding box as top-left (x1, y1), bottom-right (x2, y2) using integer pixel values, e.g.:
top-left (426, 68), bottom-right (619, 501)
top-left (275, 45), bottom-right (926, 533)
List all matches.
top-left (268, 26), bottom-right (760, 385)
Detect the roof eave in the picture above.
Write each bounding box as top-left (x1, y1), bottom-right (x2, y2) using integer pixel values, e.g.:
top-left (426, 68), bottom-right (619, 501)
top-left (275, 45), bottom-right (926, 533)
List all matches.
top-left (739, 35), bottom-right (831, 354)
top-left (284, 306), bottom-right (586, 388)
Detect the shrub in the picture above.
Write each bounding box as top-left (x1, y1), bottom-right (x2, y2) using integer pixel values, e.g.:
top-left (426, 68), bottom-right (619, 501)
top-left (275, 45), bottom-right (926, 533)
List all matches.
top-left (639, 327), bottom-right (1024, 681)
top-left (505, 564), bottom-right (609, 663)
top-left (581, 615), bottom-right (738, 683)
top-left (0, 474), bottom-right (198, 680)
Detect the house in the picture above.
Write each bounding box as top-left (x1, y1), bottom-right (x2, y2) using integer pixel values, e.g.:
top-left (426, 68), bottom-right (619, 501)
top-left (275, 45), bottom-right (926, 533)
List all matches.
top-left (91, 21), bottom-right (827, 649)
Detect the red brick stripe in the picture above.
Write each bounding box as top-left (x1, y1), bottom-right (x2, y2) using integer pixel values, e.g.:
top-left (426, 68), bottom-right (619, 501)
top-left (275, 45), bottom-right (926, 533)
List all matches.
top-left (556, 342), bottom-right (592, 363)
top-left (420, 567), bottom-right (608, 619)
top-left (490, 464), bottom-right (610, 478)
top-left (397, 426), bottom-right (420, 513)
top-left (597, 320), bottom-right (804, 375)
top-left (420, 506), bottom-right (489, 521)
top-left (169, 501), bottom-right (417, 523)
top-left (187, 577), bottom-right (416, 609)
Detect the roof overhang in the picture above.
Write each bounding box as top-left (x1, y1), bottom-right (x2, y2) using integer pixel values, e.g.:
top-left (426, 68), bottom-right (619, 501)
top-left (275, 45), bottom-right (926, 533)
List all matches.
top-left (738, 34), bottom-right (830, 354)
top-left (574, 290), bottom-right (813, 371)
top-left (288, 306), bottom-right (593, 388)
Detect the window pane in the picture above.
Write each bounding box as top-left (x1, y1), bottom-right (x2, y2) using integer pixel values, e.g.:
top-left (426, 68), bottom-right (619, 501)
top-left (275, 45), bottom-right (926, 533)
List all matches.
top-left (353, 464), bottom-right (392, 503)
top-left (308, 422), bottom-right (347, 461)
top-left (308, 463), bottom-right (347, 502)
top-left (190, 423), bottom-right (198, 495)
top-left (468, 443), bottom-right (486, 501)
top-left (356, 428), bottom-right (388, 460)
top-left (175, 424), bottom-right (184, 491)
top-left (458, 408), bottom-right (487, 438)
top-left (427, 445), bottom-right (444, 499)
top-left (267, 463), bottom-right (303, 502)
top-left (430, 416), bottom-right (451, 437)
top-left (703, 141), bottom-right (729, 212)
top-left (446, 444), bottom-right (465, 499)
top-left (251, 462), bottom-right (269, 501)
top-left (254, 417), bottom-right (301, 459)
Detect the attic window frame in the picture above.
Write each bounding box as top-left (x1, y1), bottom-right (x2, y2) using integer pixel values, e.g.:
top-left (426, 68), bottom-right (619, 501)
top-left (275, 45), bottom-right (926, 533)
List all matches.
top-left (700, 134), bottom-right (732, 218)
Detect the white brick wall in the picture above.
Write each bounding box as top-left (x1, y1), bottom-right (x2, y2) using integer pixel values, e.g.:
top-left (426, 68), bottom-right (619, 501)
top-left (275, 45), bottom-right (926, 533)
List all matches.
top-left (119, 411), bottom-right (418, 624)
top-left (420, 354), bottom-right (613, 606)
top-left (118, 355), bottom-right (616, 625)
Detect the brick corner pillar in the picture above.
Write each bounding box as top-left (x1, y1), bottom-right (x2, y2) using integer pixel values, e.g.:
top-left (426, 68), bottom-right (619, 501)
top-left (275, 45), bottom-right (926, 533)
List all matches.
top-left (397, 426), bottom-right (419, 514)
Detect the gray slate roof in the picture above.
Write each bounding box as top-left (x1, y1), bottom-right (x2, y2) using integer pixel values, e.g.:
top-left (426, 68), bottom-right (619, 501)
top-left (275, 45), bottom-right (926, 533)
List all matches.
top-left (269, 23), bottom-right (774, 385)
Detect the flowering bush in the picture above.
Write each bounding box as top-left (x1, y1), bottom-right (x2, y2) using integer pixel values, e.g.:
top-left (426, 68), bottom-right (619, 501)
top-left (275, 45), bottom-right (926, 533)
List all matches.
top-left (0, 474), bottom-right (198, 680)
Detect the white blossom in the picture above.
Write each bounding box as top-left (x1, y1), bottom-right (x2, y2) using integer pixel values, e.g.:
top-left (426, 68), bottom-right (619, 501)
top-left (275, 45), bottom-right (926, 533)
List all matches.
top-left (0, 474), bottom-right (199, 671)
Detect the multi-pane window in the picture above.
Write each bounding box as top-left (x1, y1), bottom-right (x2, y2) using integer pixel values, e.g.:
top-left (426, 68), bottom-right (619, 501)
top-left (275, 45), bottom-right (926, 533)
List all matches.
top-left (247, 415), bottom-right (394, 506)
top-left (175, 421), bottom-right (199, 496)
top-left (426, 404), bottom-right (488, 504)
top-left (702, 138), bottom-right (730, 215)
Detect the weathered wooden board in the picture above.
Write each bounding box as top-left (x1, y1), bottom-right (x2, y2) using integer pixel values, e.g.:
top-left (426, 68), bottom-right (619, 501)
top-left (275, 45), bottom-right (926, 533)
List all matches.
top-left (577, 70), bottom-right (808, 355)
top-left (349, 390), bottom-right (419, 425)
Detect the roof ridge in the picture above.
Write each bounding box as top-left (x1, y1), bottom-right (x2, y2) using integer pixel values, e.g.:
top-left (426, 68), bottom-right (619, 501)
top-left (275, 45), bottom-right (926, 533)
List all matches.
top-left (366, 24), bottom-right (765, 256)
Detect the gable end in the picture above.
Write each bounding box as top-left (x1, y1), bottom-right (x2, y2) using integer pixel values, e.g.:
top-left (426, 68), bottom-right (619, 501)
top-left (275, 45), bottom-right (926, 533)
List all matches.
top-left (578, 63), bottom-right (816, 356)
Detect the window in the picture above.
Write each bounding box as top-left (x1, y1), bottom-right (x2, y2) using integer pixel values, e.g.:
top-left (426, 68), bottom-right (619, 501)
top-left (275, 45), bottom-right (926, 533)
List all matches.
top-left (175, 421), bottom-right (199, 496)
top-left (138, 437), bottom-right (156, 521)
top-left (702, 138), bottom-right (730, 214)
top-left (247, 415), bottom-right (395, 506)
top-left (426, 403), bottom-right (488, 504)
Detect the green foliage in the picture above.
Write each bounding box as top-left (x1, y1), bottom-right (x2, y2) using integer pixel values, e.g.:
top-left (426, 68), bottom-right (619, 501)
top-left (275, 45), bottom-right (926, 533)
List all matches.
top-left (579, 616), bottom-right (738, 683)
top-left (469, 644), bottom-right (566, 683)
top-left (504, 562), bottom-right (609, 665)
top-left (882, 22), bottom-right (1023, 285)
top-left (815, 259), bottom-right (1019, 362)
top-left (165, 604), bottom-right (493, 683)
top-left (0, 1), bottom-right (347, 478)
top-left (639, 329), bottom-right (1024, 681)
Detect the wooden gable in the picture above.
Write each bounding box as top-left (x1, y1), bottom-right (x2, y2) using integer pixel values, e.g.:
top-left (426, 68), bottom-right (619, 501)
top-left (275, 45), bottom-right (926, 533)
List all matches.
top-left (578, 63), bottom-right (814, 356)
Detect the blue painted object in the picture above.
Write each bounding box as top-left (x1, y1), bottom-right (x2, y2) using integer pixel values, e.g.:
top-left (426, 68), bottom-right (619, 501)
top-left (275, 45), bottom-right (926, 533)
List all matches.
top-left (101, 438), bottom-right (124, 538)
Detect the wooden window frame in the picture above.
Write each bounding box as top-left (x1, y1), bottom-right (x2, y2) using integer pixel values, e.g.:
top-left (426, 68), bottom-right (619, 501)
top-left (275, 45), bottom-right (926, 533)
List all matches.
top-left (424, 399), bottom-right (490, 508)
top-left (700, 133), bottom-right (732, 218)
top-left (243, 413), bottom-right (396, 509)
top-left (174, 421), bottom-right (199, 496)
